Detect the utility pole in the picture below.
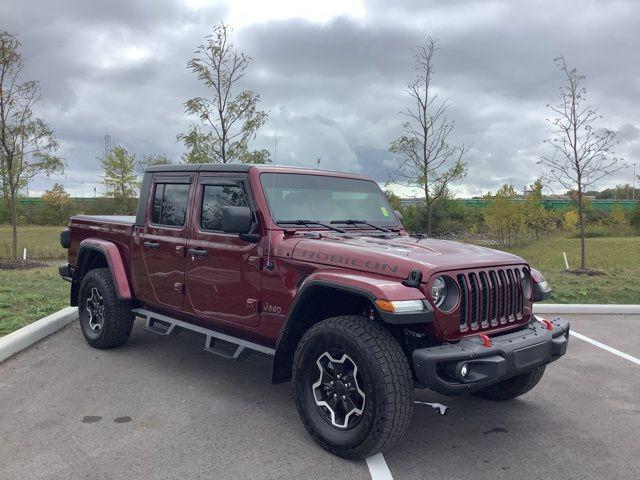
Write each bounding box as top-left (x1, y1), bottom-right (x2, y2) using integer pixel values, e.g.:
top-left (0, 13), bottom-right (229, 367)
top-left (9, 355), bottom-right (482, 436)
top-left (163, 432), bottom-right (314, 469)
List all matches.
top-left (633, 163), bottom-right (637, 200)
top-left (104, 131), bottom-right (113, 158)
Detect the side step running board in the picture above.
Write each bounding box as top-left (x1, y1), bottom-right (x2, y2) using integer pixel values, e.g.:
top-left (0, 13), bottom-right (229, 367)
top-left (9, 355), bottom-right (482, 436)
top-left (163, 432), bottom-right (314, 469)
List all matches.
top-left (132, 308), bottom-right (275, 360)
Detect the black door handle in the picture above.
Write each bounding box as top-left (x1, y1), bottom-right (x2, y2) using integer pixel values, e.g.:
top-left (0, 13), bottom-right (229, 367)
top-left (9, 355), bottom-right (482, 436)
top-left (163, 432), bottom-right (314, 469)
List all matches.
top-left (143, 241), bottom-right (160, 249)
top-left (187, 247), bottom-right (208, 258)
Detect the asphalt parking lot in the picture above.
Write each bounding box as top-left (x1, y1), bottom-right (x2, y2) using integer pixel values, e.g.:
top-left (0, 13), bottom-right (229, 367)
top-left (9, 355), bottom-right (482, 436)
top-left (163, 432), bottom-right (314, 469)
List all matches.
top-left (1, 313), bottom-right (638, 480)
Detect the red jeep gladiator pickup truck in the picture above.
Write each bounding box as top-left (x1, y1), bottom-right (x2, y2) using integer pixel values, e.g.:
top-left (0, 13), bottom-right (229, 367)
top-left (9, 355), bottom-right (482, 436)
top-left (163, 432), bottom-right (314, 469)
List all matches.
top-left (59, 164), bottom-right (569, 459)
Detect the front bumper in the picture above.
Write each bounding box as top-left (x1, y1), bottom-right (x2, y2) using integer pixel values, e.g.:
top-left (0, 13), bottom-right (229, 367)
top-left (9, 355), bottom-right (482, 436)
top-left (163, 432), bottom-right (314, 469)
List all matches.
top-left (413, 316), bottom-right (570, 395)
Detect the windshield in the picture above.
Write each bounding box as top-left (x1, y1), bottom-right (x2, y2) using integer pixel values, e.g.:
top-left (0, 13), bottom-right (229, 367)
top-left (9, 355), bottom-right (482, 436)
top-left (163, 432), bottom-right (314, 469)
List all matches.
top-left (259, 173), bottom-right (399, 228)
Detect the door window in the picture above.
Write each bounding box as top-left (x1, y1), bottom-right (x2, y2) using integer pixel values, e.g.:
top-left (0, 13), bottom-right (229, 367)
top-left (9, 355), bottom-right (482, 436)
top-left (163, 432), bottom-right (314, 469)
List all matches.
top-left (151, 183), bottom-right (190, 227)
top-left (201, 184), bottom-right (248, 231)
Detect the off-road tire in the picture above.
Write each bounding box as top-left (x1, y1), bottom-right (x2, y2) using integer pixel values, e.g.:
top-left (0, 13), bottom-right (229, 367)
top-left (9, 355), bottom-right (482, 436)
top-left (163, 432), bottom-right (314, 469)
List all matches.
top-left (472, 365), bottom-right (546, 401)
top-left (292, 316), bottom-right (414, 459)
top-left (78, 268), bottom-right (134, 349)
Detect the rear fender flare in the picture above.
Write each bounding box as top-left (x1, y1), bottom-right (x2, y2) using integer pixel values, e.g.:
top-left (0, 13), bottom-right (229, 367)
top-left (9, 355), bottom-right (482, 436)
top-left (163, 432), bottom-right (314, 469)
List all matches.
top-left (73, 239), bottom-right (132, 302)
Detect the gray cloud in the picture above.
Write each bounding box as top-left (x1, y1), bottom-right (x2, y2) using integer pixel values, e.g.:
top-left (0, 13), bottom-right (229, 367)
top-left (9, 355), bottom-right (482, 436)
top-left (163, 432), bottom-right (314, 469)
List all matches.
top-left (3, 0), bottom-right (638, 197)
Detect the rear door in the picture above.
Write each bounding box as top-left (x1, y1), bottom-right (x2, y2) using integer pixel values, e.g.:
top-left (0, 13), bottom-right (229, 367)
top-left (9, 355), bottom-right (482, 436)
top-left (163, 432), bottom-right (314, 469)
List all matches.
top-left (185, 173), bottom-right (262, 327)
top-left (139, 174), bottom-right (194, 308)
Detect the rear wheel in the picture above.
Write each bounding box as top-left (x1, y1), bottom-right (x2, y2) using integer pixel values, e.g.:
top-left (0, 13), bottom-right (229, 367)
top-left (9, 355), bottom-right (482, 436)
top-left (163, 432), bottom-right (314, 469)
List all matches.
top-left (292, 316), bottom-right (414, 459)
top-left (78, 268), bottom-right (134, 349)
top-left (472, 365), bottom-right (546, 401)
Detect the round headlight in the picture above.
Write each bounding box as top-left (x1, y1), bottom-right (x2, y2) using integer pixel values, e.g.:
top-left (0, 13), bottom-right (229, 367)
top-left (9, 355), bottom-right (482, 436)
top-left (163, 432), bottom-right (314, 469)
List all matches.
top-left (431, 276), bottom-right (447, 307)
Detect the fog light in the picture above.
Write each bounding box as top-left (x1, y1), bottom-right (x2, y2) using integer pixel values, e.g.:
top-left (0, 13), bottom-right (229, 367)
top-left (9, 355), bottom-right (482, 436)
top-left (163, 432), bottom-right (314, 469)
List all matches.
top-left (458, 362), bottom-right (470, 378)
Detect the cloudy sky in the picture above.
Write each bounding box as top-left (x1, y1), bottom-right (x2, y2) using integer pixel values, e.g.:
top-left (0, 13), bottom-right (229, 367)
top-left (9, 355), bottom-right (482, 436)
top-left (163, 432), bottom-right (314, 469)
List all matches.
top-left (4, 0), bottom-right (639, 197)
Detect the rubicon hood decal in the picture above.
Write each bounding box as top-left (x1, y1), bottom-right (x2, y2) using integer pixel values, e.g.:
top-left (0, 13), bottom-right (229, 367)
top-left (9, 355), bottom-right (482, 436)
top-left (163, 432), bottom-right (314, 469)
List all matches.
top-left (296, 248), bottom-right (400, 274)
top-left (288, 235), bottom-right (525, 280)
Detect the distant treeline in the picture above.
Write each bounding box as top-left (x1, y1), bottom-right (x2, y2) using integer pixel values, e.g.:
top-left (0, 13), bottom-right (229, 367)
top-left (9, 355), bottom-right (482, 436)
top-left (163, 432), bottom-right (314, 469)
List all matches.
top-left (401, 197), bottom-right (638, 213)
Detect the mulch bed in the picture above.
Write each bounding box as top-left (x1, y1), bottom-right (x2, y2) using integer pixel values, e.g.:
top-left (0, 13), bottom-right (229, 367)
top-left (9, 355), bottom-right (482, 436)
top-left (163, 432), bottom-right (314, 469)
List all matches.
top-left (563, 268), bottom-right (607, 276)
top-left (0, 259), bottom-right (49, 270)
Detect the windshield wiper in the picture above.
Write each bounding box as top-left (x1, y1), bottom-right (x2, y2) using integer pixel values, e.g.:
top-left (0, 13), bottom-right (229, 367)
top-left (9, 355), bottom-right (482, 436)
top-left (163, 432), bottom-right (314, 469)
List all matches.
top-left (330, 219), bottom-right (391, 233)
top-left (277, 219), bottom-right (346, 233)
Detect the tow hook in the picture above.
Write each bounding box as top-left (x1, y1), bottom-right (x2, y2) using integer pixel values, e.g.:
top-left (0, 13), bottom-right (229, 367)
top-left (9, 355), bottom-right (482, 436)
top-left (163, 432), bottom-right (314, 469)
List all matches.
top-left (537, 317), bottom-right (554, 330)
top-left (478, 333), bottom-right (492, 348)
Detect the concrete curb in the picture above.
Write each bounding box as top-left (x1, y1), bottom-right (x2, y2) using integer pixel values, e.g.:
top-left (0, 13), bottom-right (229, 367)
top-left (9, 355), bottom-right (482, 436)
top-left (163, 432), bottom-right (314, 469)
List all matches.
top-left (533, 304), bottom-right (640, 314)
top-left (0, 306), bottom-right (77, 362)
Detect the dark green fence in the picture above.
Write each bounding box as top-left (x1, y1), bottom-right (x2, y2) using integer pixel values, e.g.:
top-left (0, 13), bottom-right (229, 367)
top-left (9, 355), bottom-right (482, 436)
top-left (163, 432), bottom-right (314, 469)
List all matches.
top-left (402, 198), bottom-right (638, 212)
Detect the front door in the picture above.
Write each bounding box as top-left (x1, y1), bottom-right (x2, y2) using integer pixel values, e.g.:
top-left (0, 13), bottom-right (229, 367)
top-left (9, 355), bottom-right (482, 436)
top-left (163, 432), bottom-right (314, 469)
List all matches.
top-left (185, 174), bottom-right (262, 327)
top-left (140, 174), bottom-right (194, 308)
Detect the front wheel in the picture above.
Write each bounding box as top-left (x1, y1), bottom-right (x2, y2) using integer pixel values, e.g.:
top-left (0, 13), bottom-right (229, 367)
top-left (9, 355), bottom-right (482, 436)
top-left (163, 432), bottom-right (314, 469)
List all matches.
top-left (292, 316), bottom-right (414, 459)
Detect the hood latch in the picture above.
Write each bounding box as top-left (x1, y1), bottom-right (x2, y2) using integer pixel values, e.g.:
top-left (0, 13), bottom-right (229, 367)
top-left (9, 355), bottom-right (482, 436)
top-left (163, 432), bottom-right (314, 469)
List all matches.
top-left (402, 269), bottom-right (423, 288)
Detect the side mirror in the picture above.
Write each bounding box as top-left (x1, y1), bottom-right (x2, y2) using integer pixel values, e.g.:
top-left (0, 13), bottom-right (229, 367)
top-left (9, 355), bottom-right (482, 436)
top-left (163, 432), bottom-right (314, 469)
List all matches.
top-left (394, 209), bottom-right (403, 220)
top-left (222, 206), bottom-right (252, 234)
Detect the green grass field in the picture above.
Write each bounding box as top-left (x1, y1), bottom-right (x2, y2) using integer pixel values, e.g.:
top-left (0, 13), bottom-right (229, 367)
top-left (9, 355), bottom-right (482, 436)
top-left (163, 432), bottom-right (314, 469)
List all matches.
top-left (507, 236), bottom-right (640, 304)
top-left (0, 224), bottom-right (638, 336)
top-left (0, 225), bottom-right (67, 260)
top-left (0, 264), bottom-right (70, 336)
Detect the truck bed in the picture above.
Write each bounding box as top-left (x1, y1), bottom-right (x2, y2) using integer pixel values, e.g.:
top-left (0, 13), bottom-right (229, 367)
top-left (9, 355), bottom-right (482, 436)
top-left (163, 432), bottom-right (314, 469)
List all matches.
top-left (67, 215), bottom-right (136, 267)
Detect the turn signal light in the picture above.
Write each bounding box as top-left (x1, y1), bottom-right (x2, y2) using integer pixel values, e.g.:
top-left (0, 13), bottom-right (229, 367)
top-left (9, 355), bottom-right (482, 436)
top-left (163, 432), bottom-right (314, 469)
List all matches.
top-left (374, 299), bottom-right (425, 313)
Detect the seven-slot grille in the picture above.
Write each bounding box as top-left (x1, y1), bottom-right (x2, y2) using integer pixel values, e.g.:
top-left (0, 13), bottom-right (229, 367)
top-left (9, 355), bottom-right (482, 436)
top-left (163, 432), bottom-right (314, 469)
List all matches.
top-left (456, 266), bottom-right (529, 332)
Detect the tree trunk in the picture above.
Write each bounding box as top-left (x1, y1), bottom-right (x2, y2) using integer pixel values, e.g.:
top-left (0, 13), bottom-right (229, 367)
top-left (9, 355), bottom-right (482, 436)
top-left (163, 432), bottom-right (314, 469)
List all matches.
top-left (10, 189), bottom-right (18, 260)
top-left (577, 190), bottom-right (586, 270)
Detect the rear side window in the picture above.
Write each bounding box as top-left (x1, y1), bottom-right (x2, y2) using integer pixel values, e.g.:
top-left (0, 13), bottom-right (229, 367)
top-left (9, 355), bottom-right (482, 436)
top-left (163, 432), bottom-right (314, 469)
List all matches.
top-left (151, 183), bottom-right (190, 227)
top-left (201, 184), bottom-right (248, 231)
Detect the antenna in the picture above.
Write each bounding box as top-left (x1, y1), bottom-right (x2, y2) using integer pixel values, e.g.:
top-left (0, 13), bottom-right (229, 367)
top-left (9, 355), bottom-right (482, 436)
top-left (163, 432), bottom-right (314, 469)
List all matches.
top-left (265, 137), bottom-right (278, 270)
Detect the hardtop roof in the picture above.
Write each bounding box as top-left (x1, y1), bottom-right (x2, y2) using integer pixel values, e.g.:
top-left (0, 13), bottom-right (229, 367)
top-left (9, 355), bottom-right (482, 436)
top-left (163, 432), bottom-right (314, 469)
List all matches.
top-left (145, 163), bottom-right (371, 180)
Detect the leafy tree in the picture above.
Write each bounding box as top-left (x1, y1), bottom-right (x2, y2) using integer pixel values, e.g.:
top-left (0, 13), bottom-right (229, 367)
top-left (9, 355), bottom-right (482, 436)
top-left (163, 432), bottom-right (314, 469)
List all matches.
top-left (629, 201), bottom-right (640, 231)
top-left (40, 182), bottom-right (72, 225)
top-left (179, 22), bottom-right (268, 164)
top-left (390, 37), bottom-right (468, 236)
top-left (384, 190), bottom-right (402, 210)
top-left (539, 56), bottom-right (624, 270)
top-left (101, 146), bottom-right (138, 214)
top-left (610, 203), bottom-right (629, 228)
top-left (137, 153), bottom-right (172, 175)
top-left (483, 185), bottom-right (523, 248)
top-left (179, 126), bottom-right (214, 164)
top-left (563, 210), bottom-right (578, 230)
top-left (522, 179), bottom-right (552, 239)
top-left (0, 31), bottom-right (64, 258)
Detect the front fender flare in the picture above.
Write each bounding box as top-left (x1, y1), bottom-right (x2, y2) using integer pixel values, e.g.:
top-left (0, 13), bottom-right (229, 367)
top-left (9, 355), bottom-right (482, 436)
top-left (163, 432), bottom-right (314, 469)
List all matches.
top-left (271, 269), bottom-right (433, 384)
top-left (292, 270), bottom-right (434, 325)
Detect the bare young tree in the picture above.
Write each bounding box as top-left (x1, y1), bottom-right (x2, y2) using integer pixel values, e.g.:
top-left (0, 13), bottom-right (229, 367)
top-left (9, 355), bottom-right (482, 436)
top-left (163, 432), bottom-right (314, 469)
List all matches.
top-left (179, 22), bottom-right (269, 164)
top-left (0, 31), bottom-right (63, 258)
top-left (390, 37), bottom-right (468, 235)
top-left (539, 56), bottom-right (624, 271)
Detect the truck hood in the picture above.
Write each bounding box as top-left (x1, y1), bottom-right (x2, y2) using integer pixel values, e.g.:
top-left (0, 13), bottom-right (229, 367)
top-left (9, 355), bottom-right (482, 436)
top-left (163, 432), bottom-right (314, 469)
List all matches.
top-left (289, 234), bottom-right (526, 281)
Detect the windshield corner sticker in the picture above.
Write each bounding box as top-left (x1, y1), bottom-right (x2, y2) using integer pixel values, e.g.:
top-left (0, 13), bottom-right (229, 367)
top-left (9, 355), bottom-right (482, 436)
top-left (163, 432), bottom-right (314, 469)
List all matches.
top-left (380, 206), bottom-right (390, 216)
top-left (297, 248), bottom-right (399, 274)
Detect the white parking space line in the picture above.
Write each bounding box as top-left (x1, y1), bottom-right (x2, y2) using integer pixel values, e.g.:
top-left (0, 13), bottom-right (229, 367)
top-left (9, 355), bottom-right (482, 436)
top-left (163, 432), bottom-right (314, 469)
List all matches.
top-left (366, 453), bottom-right (393, 480)
top-left (570, 331), bottom-right (640, 366)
